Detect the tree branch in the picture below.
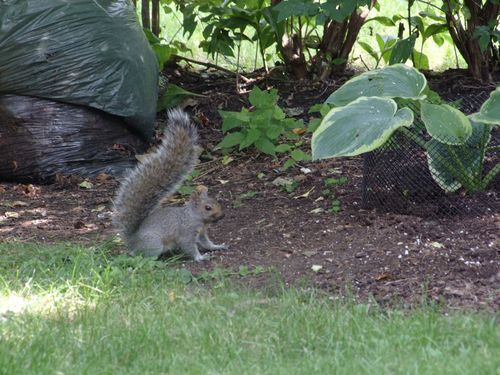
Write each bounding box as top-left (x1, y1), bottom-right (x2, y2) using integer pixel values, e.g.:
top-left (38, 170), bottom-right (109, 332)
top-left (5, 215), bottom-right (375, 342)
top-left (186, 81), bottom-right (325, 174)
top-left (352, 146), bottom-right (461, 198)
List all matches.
top-left (172, 54), bottom-right (253, 83)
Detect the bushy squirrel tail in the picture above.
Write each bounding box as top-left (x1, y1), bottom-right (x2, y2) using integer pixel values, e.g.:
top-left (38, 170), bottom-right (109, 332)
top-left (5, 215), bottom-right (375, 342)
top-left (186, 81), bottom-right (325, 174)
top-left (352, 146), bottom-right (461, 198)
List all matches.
top-left (113, 109), bottom-right (200, 238)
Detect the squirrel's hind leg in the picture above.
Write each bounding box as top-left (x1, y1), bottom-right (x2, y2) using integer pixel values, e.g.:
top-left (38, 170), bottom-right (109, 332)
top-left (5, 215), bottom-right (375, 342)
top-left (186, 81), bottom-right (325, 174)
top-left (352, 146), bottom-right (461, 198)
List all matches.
top-left (131, 235), bottom-right (171, 258)
top-left (179, 239), bottom-right (209, 262)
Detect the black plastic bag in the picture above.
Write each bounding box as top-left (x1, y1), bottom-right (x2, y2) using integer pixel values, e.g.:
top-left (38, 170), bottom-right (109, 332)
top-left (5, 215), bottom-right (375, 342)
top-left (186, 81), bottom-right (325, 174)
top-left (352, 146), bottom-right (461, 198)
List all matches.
top-left (0, 95), bottom-right (147, 182)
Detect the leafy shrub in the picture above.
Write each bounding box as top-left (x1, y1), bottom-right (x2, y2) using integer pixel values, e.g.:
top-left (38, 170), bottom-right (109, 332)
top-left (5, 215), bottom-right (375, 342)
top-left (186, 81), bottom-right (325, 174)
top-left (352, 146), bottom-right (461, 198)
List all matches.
top-left (359, 10), bottom-right (449, 70)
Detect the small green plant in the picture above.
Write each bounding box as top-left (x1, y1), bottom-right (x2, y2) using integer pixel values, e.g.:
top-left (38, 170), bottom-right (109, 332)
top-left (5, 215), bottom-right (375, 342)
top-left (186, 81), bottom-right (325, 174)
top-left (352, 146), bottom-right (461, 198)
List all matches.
top-left (322, 176), bottom-right (347, 214)
top-left (324, 176), bottom-right (348, 186)
top-left (281, 142), bottom-right (312, 170)
top-left (328, 195), bottom-right (341, 214)
top-left (282, 180), bottom-right (299, 193)
top-left (217, 86), bottom-right (305, 157)
top-left (322, 188), bottom-right (342, 214)
top-left (311, 64), bottom-right (500, 193)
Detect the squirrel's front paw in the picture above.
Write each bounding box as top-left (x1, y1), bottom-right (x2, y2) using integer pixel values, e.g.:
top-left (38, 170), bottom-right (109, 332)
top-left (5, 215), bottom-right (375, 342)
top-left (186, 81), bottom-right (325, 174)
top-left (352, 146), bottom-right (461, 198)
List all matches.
top-left (194, 254), bottom-right (210, 262)
top-left (211, 243), bottom-right (228, 251)
top-left (219, 243), bottom-right (229, 251)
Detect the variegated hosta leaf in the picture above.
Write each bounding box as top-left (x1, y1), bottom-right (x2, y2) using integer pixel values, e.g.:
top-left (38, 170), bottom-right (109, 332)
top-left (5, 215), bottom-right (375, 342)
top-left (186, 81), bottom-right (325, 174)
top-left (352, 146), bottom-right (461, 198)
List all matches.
top-left (312, 97), bottom-right (414, 160)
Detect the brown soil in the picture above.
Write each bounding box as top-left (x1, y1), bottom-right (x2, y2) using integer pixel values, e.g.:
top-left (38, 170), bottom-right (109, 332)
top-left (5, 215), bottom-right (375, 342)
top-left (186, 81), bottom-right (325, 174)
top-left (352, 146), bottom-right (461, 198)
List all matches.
top-left (0, 67), bottom-right (498, 310)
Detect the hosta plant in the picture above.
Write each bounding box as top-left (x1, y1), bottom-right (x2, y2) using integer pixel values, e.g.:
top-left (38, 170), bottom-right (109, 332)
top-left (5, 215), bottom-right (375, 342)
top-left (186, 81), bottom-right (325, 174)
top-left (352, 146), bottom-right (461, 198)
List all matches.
top-left (312, 64), bottom-right (499, 193)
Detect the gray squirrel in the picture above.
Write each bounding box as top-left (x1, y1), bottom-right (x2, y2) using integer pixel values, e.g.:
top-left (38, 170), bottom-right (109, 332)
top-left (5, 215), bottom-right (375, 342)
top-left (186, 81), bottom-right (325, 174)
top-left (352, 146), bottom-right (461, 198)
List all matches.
top-left (113, 109), bottom-right (228, 261)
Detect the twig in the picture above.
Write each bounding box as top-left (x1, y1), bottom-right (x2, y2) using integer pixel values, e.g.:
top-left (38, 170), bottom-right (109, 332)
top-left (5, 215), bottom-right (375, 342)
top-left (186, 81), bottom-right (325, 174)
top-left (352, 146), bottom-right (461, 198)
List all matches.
top-left (173, 54), bottom-right (253, 83)
top-left (358, 54), bottom-right (370, 71)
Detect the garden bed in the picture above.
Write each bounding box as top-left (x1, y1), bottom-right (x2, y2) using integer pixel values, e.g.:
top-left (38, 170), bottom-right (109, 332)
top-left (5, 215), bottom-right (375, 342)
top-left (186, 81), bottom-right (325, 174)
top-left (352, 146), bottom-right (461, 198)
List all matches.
top-left (0, 68), bottom-right (498, 310)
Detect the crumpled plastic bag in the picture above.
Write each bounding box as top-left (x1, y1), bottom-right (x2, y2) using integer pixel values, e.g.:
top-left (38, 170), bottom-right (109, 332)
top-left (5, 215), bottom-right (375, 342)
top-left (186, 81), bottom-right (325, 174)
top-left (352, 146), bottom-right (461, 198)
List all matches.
top-left (0, 0), bottom-right (158, 139)
top-left (0, 95), bottom-right (147, 182)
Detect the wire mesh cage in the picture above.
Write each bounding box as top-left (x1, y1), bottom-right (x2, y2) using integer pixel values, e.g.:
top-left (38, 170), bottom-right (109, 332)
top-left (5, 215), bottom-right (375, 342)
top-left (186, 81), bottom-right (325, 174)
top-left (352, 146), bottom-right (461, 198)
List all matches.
top-left (362, 92), bottom-right (499, 218)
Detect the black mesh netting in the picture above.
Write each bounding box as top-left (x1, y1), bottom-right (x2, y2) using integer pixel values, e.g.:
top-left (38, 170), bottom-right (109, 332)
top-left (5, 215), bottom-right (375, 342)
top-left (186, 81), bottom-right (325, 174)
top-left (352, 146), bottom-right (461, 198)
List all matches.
top-left (362, 92), bottom-right (499, 218)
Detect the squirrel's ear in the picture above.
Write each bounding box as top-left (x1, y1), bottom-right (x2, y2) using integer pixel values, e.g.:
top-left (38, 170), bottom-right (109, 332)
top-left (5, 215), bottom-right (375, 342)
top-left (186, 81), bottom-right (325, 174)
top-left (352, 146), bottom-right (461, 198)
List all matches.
top-left (191, 185), bottom-right (208, 203)
top-left (195, 185), bottom-right (208, 195)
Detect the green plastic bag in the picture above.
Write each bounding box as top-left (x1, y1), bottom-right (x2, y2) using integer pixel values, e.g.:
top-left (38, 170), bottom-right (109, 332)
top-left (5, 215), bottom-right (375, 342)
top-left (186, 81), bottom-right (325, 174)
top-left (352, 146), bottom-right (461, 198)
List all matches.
top-left (0, 0), bottom-right (158, 139)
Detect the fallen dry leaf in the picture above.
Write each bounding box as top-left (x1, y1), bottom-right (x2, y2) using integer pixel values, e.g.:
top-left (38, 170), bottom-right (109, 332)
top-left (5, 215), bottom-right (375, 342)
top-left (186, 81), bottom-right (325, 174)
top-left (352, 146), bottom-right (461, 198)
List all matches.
top-left (79, 181), bottom-right (94, 189)
top-left (294, 187), bottom-right (315, 199)
top-left (15, 184), bottom-right (41, 198)
top-left (292, 127), bottom-right (306, 135)
top-left (374, 273), bottom-right (391, 281)
top-left (311, 265), bottom-right (323, 272)
top-left (12, 201), bottom-right (29, 207)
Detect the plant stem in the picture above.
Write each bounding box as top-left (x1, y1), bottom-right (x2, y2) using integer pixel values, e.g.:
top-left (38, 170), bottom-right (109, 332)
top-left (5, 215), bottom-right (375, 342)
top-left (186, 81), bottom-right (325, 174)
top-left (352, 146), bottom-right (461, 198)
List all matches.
top-left (444, 144), bottom-right (476, 192)
top-left (481, 163), bottom-right (500, 190)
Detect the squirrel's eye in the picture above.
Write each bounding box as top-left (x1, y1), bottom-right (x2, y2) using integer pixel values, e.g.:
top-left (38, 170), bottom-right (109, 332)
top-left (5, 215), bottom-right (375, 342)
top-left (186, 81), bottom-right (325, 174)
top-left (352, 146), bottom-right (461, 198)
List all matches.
top-left (205, 205), bottom-right (212, 211)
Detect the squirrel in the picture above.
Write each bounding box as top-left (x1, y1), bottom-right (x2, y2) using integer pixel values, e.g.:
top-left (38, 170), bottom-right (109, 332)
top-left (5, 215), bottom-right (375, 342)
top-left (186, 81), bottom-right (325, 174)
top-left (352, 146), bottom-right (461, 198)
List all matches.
top-left (113, 108), bottom-right (228, 261)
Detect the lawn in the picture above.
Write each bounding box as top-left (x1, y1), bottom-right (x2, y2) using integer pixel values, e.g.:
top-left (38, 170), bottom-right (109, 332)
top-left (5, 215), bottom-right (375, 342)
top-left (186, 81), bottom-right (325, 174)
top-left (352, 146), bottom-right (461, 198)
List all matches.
top-left (0, 242), bottom-right (497, 374)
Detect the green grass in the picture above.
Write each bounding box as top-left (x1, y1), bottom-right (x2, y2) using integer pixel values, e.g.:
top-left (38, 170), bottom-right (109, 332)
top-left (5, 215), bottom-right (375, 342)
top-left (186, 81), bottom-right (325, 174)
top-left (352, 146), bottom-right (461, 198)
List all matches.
top-left (0, 242), bottom-right (498, 374)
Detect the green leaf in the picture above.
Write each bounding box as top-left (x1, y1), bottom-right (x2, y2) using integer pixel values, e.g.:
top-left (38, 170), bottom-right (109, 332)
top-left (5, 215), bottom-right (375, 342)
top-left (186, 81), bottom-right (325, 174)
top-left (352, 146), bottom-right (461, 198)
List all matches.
top-left (376, 34), bottom-right (397, 63)
top-left (216, 132), bottom-right (246, 150)
top-left (275, 144), bottom-right (293, 153)
top-left (283, 158), bottom-right (296, 170)
top-left (412, 49), bottom-right (429, 70)
top-left (426, 120), bottom-right (492, 192)
top-left (181, 6), bottom-right (198, 38)
top-left (421, 103), bottom-right (472, 145)
top-left (389, 33), bottom-right (417, 65)
top-left (365, 16), bottom-right (396, 26)
top-left (240, 128), bottom-right (262, 150)
top-left (157, 84), bottom-right (205, 112)
top-left (418, 11), bottom-right (446, 22)
top-left (358, 41), bottom-right (378, 60)
top-left (249, 86), bottom-right (278, 107)
top-left (220, 109), bottom-right (251, 132)
top-left (255, 138), bottom-right (277, 156)
top-left (312, 97), bottom-right (414, 159)
top-left (320, 1), bottom-right (355, 23)
top-left (307, 118), bottom-right (322, 133)
top-left (422, 23), bottom-right (448, 40)
top-left (273, 0), bottom-right (320, 22)
top-left (410, 16), bottom-right (425, 34)
top-left (291, 149), bottom-right (311, 161)
top-left (273, 106), bottom-right (286, 120)
top-left (265, 124), bottom-right (283, 140)
top-left (470, 87), bottom-right (500, 125)
top-left (151, 43), bottom-right (176, 69)
top-left (432, 33), bottom-right (445, 46)
top-left (325, 64), bottom-right (427, 106)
